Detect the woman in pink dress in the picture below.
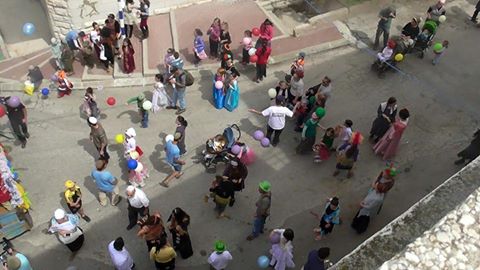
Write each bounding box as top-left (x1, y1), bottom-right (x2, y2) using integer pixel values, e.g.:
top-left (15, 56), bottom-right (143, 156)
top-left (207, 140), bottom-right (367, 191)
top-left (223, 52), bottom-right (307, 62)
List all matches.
top-left (122, 38), bottom-right (135, 74)
top-left (373, 108), bottom-right (410, 160)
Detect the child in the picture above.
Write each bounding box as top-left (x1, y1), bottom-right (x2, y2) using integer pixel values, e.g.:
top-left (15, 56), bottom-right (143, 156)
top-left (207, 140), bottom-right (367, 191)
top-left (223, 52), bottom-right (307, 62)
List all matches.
top-left (170, 52), bottom-right (184, 71)
top-left (221, 44), bottom-right (233, 69)
top-left (208, 241), bottom-right (233, 270)
top-left (296, 107), bottom-right (326, 154)
top-left (313, 127), bottom-right (335, 163)
top-left (164, 48), bottom-right (175, 71)
top-left (377, 40), bottom-right (395, 62)
top-left (290, 52), bottom-right (305, 76)
top-left (241, 30), bottom-right (253, 65)
top-left (123, 127), bottom-right (137, 157)
top-left (204, 175), bottom-right (222, 202)
top-left (57, 70), bottom-right (73, 98)
top-left (432, 40), bottom-right (449, 65)
top-left (82, 87), bottom-right (100, 118)
top-left (128, 151), bottom-right (149, 188)
top-left (152, 74), bottom-right (170, 113)
top-left (126, 93), bottom-right (149, 128)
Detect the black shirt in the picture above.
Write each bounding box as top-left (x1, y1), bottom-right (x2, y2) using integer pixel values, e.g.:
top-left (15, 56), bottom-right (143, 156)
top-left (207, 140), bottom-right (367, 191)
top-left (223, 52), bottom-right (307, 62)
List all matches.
top-left (402, 22), bottom-right (420, 38)
top-left (220, 31), bottom-right (231, 44)
top-left (211, 180), bottom-right (235, 199)
top-left (6, 102), bottom-right (25, 122)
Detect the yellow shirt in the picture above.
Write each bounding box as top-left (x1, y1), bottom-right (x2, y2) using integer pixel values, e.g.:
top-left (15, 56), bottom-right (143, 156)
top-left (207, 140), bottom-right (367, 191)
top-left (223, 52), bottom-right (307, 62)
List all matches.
top-left (64, 186), bottom-right (81, 204)
top-left (150, 246), bottom-right (176, 263)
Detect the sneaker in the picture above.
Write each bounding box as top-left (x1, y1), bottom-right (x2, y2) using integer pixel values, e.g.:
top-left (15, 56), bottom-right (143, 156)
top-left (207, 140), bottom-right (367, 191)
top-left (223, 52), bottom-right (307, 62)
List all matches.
top-left (126, 224), bottom-right (135, 230)
top-left (25, 132), bottom-right (30, 139)
top-left (21, 142), bottom-right (26, 149)
top-left (246, 234), bottom-right (257, 241)
top-left (82, 215), bottom-right (91, 222)
top-left (176, 108), bottom-right (186, 115)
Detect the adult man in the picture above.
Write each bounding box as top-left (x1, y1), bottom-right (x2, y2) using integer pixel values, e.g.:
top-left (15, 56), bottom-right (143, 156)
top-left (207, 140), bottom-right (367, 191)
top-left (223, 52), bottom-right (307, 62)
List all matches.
top-left (126, 185), bottom-right (149, 230)
top-left (27, 65), bottom-right (44, 91)
top-left (249, 95), bottom-right (294, 146)
top-left (3, 97), bottom-right (29, 148)
top-left (427, 0), bottom-right (446, 23)
top-left (246, 181), bottom-right (272, 241)
top-left (108, 237), bottom-right (135, 270)
top-left (88, 117), bottom-right (109, 162)
top-left (374, 6), bottom-right (396, 50)
top-left (167, 67), bottom-right (187, 115)
top-left (303, 247), bottom-right (330, 270)
top-left (160, 133), bottom-right (185, 187)
top-left (91, 159), bottom-right (120, 206)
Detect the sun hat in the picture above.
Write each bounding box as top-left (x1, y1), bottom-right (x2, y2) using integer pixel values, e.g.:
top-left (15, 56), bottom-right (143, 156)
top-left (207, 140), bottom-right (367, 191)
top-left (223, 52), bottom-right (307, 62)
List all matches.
top-left (64, 180), bottom-right (75, 189)
top-left (54, 208), bottom-right (66, 220)
top-left (215, 240), bottom-right (226, 252)
top-left (51, 37), bottom-right (58, 44)
top-left (259, 181), bottom-right (271, 192)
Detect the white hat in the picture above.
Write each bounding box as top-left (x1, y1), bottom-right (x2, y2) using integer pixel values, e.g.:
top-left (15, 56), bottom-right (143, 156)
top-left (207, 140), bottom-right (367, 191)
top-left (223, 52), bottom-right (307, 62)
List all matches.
top-left (165, 134), bottom-right (174, 143)
top-left (51, 37), bottom-right (57, 44)
top-left (126, 185), bottom-right (135, 193)
top-left (88, 117), bottom-right (98, 125)
top-left (125, 127), bottom-right (136, 137)
top-left (54, 208), bottom-right (66, 220)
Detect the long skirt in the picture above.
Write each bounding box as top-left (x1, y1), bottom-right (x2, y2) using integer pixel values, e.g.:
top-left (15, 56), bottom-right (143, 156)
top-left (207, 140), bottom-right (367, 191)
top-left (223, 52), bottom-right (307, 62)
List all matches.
top-left (213, 86), bottom-right (225, 109)
top-left (370, 117), bottom-right (390, 140)
top-left (224, 83), bottom-right (239, 112)
top-left (65, 233), bottom-right (84, 252)
top-left (171, 229), bottom-right (193, 259)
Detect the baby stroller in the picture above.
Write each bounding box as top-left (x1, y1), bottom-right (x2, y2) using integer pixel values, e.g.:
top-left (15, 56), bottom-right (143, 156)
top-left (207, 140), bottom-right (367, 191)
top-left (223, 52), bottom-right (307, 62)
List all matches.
top-left (202, 124), bottom-right (241, 170)
top-left (411, 20), bottom-right (437, 58)
top-left (371, 40), bottom-right (400, 78)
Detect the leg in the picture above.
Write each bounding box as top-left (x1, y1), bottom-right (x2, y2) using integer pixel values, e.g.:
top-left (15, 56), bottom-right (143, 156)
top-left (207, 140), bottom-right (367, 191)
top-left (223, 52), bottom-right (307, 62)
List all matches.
top-left (373, 27), bottom-right (383, 49)
top-left (10, 121), bottom-right (26, 147)
top-left (472, 9), bottom-right (479, 21)
top-left (177, 90), bottom-right (186, 111)
top-left (111, 185), bottom-right (120, 205)
top-left (20, 123), bottom-right (29, 138)
top-left (266, 126), bottom-right (274, 141)
top-left (127, 205), bottom-right (139, 229)
top-left (141, 111), bottom-right (149, 128)
top-left (261, 64), bottom-right (267, 79)
top-left (172, 89), bottom-right (179, 108)
top-left (255, 64), bottom-right (261, 82)
top-left (98, 191), bottom-right (108, 206)
top-left (271, 128), bottom-right (283, 146)
top-left (383, 30), bottom-right (390, 49)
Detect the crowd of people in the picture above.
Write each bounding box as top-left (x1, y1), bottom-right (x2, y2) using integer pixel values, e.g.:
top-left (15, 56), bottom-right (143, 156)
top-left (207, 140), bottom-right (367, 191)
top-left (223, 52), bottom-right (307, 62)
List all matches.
top-left (2, 0), bottom-right (480, 269)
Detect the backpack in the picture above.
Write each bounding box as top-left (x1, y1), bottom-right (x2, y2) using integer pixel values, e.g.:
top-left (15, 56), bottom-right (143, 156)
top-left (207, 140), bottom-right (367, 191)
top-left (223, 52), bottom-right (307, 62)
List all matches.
top-left (183, 70), bottom-right (194, 86)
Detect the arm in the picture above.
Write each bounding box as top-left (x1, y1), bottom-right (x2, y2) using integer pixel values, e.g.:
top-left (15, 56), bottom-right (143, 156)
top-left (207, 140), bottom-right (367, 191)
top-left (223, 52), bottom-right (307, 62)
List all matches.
top-left (126, 97), bottom-right (138, 104)
top-left (22, 106), bottom-right (27, 123)
top-left (248, 108), bottom-right (263, 115)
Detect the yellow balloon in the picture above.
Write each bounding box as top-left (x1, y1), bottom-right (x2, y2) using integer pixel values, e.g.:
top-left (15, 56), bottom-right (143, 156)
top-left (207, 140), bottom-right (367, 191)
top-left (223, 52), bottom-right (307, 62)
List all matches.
top-left (115, 134), bottom-right (124, 144)
top-left (394, 53), bottom-right (404, 62)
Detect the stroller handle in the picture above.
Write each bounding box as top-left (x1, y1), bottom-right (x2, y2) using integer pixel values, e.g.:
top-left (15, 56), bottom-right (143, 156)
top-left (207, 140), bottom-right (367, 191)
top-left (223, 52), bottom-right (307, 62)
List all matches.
top-left (230, 124), bottom-right (241, 141)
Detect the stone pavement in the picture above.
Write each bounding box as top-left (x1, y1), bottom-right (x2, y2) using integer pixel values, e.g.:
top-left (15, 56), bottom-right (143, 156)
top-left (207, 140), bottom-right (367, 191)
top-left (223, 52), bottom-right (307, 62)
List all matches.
top-left (0, 0), bottom-right (349, 87)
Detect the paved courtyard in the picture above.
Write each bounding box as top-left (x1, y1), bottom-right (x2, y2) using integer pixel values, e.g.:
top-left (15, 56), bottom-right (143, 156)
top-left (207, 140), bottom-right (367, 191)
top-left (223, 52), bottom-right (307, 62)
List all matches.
top-left (1, 0), bottom-right (479, 269)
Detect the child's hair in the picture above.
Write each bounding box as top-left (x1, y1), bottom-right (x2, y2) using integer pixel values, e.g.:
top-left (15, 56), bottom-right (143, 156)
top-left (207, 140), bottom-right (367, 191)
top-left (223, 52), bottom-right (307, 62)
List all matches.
top-left (144, 0), bottom-right (151, 7)
top-left (221, 22), bottom-right (229, 31)
top-left (86, 87), bottom-right (93, 94)
top-left (92, 22), bottom-right (98, 28)
top-left (244, 30), bottom-right (252, 37)
top-left (217, 68), bottom-right (226, 75)
top-left (215, 175), bottom-right (224, 182)
top-left (344, 119), bottom-right (353, 128)
top-left (442, 40), bottom-right (449, 47)
top-left (326, 127), bottom-right (334, 135)
top-left (177, 115), bottom-right (188, 127)
top-left (194, 28), bottom-right (203, 36)
top-left (155, 73), bottom-right (164, 82)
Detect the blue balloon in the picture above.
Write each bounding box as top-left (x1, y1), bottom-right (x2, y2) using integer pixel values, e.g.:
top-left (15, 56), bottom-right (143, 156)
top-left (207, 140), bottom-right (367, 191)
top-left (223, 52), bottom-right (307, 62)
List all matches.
top-left (257, 256), bottom-right (270, 268)
top-left (41, 88), bottom-right (49, 96)
top-left (127, 159), bottom-right (138, 170)
top-left (22, 23), bottom-right (36, 36)
top-left (12, 172), bottom-right (19, 180)
top-left (6, 160), bottom-right (11, 168)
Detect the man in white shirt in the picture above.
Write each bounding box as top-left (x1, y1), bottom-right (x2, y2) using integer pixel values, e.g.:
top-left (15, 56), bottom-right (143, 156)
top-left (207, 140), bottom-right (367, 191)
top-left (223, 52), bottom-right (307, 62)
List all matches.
top-left (108, 237), bottom-right (135, 270)
top-left (317, 76), bottom-right (332, 100)
top-left (249, 95), bottom-right (294, 146)
top-left (125, 186), bottom-right (149, 230)
top-left (207, 241), bottom-right (233, 270)
top-left (289, 72), bottom-right (305, 104)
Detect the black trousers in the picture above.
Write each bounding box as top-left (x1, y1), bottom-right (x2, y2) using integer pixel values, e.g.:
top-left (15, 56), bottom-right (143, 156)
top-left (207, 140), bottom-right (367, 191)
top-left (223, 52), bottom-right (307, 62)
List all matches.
top-left (128, 204), bottom-right (148, 227)
top-left (11, 121), bottom-right (28, 143)
top-left (256, 64), bottom-right (267, 80)
top-left (473, 8), bottom-right (480, 21)
top-left (209, 38), bottom-right (219, 58)
top-left (96, 146), bottom-right (110, 161)
top-left (266, 126), bottom-right (283, 145)
top-left (126, 24), bottom-right (134, 39)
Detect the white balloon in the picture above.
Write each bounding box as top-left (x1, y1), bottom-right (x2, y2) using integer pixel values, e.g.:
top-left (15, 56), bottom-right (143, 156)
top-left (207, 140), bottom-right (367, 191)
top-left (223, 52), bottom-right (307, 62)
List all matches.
top-left (248, 48), bottom-right (256, 56)
top-left (438, 15), bottom-right (446, 23)
top-left (135, 162), bottom-right (143, 172)
top-left (165, 134), bottom-right (174, 142)
top-left (142, 100), bottom-right (153, 110)
top-left (268, 88), bottom-right (276, 98)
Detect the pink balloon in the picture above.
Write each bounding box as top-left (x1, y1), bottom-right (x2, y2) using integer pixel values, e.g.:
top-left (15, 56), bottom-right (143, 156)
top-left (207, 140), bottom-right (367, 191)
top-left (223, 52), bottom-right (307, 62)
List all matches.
top-left (215, 80), bottom-right (223, 89)
top-left (231, 145), bottom-right (241, 155)
top-left (261, 137), bottom-right (270, 147)
top-left (242, 37), bottom-right (252, 46)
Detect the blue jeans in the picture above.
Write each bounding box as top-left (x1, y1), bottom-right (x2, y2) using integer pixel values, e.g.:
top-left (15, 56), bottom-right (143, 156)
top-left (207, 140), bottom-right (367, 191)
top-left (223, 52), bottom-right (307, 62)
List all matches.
top-left (252, 216), bottom-right (267, 237)
top-left (141, 111), bottom-right (149, 128)
top-left (173, 89), bottom-right (186, 110)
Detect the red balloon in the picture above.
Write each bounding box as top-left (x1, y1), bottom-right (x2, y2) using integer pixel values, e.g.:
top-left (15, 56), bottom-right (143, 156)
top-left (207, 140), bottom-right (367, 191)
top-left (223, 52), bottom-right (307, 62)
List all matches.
top-left (252, 27), bottom-right (260, 37)
top-left (0, 106), bottom-right (5, 117)
top-left (107, 97), bottom-right (116, 106)
top-left (249, 55), bottom-right (258, 63)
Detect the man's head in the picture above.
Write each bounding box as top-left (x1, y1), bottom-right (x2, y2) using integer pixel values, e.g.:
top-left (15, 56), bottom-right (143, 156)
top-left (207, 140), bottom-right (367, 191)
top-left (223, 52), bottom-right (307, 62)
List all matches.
top-left (96, 159), bottom-right (106, 171)
top-left (170, 67), bottom-right (180, 75)
top-left (322, 76), bottom-right (331, 86)
top-left (318, 247), bottom-right (330, 260)
top-left (88, 116), bottom-right (98, 127)
top-left (258, 180), bottom-right (271, 193)
top-left (126, 185), bottom-right (136, 197)
top-left (108, 14), bottom-right (115, 22)
top-left (275, 95), bottom-right (285, 106)
top-left (113, 237), bottom-right (125, 251)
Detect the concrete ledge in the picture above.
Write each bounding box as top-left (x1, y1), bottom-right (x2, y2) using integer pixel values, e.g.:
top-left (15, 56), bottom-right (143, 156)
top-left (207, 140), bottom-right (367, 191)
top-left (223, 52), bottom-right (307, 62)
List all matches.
top-left (308, 7), bottom-right (349, 24)
top-left (254, 1), bottom-right (292, 36)
top-left (269, 38), bottom-right (350, 64)
top-left (332, 157), bottom-right (480, 270)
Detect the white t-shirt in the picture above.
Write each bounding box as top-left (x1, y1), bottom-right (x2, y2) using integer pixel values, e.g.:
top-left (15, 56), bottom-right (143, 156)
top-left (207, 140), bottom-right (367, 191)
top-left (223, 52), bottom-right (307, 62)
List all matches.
top-left (128, 188), bottom-right (149, 208)
top-left (262, 106), bottom-right (294, 130)
top-left (208, 251), bottom-right (233, 270)
top-left (108, 241), bottom-right (134, 270)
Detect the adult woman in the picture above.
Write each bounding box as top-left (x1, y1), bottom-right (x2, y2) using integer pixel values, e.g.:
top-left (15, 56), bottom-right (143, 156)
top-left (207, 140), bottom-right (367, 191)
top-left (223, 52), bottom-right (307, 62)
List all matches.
top-left (175, 116), bottom-right (188, 155)
top-left (333, 132), bottom-right (362, 178)
top-left (167, 207), bottom-right (193, 259)
top-left (219, 22), bottom-right (232, 52)
top-left (149, 236), bottom-right (176, 270)
top-left (311, 197), bottom-right (340, 240)
top-left (351, 183), bottom-right (387, 234)
top-left (138, 211), bottom-right (167, 252)
top-left (253, 40), bottom-right (272, 83)
top-left (193, 29), bottom-right (206, 65)
top-left (139, 0), bottom-right (150, 39)
top-left (90, 22), bottom-right (101, 58)
top-left (82, 87), bottom-right (100, 118)
top-left (78, 31), bottom-right (95, 68)
top-left (207, 18), bottom-right (221, 59)
top-left (455, 129), bottom-right (480, 165)
top-left (224, 74), bottom-right (240, 112)
top-left (373, 108), bottom-right (410, 160)
top-left (369, 97), bottom-right (397, 143)
top-left (269, 228), bottom-right (295, 270)
top-left (209, 175), bottom-right (235, 218)
top-left (256, 19), bottom-right (275, 48)
top-left (124, 0), bottom-right (137, 39)
top-left (122, 38), bottom-right (136, 74)
top-left (48, 209), bottom-right (85, 252)
top-left (64, 180), bottom-right (91, 222)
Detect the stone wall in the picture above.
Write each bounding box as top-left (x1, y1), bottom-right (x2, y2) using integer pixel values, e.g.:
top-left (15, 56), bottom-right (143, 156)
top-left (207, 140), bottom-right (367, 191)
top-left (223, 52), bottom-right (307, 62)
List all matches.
top-left (41, 0), bottom-right (75, 39)
top-left (331, 157), bottom-right (480, 270)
